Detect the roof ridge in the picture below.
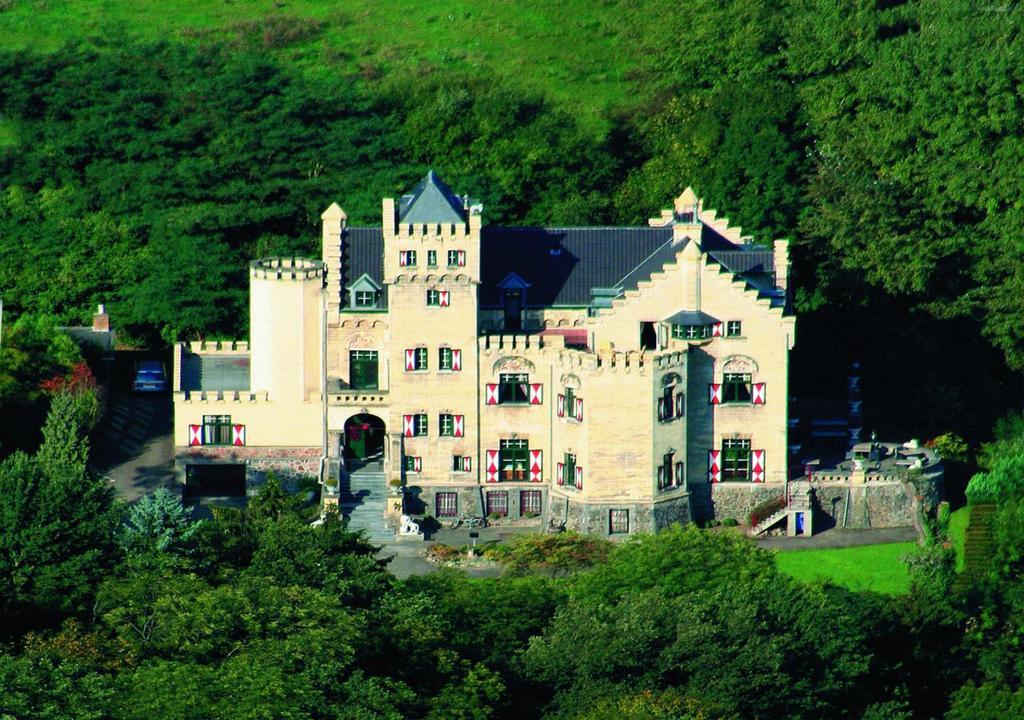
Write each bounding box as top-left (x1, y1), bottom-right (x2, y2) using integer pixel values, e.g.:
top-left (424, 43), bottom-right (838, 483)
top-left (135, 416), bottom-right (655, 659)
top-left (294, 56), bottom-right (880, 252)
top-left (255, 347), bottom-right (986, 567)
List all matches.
top-left (612, 236), bottom-right (678, 288)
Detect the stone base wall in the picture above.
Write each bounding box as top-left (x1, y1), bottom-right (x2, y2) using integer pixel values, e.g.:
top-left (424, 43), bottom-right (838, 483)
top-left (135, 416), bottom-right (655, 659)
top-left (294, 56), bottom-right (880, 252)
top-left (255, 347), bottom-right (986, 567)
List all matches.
top-left (176, 446), bottom-right (321, 494)
top-left (406, 483), bottom-right (548, 522)
top-left (689, 482), bottom-right (787, 524)
top-left (810, 478), bottom-right (940, 529)
top-left (548, 493), bottom-right (692, 537)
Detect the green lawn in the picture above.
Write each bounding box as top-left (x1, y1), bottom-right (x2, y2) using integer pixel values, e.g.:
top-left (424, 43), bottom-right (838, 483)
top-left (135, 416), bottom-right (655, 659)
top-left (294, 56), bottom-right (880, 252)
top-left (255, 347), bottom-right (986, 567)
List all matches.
top-left (948, 506), bottom-right (969, 572)
top-left (0, 0), bottom-right (640, 133)
top-left (775, 542), bottom-right (921, 595)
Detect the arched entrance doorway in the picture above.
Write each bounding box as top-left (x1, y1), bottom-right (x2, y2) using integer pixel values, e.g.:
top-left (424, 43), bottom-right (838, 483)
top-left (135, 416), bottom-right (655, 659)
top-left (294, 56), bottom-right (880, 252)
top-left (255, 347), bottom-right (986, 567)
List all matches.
top-left (344, 414), bottom-right (386, 462)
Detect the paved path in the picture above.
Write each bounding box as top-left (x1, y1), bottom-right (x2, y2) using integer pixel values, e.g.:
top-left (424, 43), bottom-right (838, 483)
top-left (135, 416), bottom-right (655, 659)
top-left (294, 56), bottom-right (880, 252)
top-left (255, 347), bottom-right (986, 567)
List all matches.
top-left (756, 526), bottom-right (919, 551)
top-left (92, 390), bottom-right (175, 502)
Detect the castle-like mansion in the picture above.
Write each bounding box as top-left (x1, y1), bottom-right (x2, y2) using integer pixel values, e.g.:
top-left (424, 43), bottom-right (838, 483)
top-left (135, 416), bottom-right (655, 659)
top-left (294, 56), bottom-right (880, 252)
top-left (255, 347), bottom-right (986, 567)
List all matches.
top-left (173, 172), bottom-right (796, 535)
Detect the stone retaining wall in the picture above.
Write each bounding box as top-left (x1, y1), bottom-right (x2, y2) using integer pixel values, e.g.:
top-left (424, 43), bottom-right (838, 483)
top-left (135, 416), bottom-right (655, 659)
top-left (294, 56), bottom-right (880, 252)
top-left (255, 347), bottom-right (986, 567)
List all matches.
top-left (176, 446), bottom-right (321, 493)
top-left (548, 493), bottom-right (692, 537)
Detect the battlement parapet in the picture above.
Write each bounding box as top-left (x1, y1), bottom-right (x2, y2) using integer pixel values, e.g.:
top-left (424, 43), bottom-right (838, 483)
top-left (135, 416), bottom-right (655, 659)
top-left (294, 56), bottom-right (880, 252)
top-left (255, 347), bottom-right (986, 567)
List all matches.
top-left (556, 347), bottom-right (653, 374)
top-left (479, 333), bottom-right (564, 354)
top-left (175, 389), bottom-right (270, 404)
top-left (395, 221), bottom-right (470, 241)
top-left (250, 256), bottom-right (324, 281)
top-left (653, 351), bottom-right (687, 370)
top-left (187, 340), bottom-right (250, 354)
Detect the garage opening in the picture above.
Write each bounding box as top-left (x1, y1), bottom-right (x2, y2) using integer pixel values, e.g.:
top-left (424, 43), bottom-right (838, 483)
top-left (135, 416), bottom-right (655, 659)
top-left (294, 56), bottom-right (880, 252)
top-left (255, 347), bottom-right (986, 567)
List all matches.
top-left (185, 463), bottom-right (246, 497)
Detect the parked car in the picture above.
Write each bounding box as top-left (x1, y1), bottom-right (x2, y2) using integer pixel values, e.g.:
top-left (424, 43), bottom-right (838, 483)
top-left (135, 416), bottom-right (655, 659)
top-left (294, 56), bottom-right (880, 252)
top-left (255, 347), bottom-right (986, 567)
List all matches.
top-left (132, 360), bottom-right (168, 392)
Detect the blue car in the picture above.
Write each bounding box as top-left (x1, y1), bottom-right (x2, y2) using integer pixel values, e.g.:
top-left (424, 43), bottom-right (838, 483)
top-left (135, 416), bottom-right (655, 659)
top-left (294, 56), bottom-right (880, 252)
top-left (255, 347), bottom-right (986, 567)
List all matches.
top-left (133, 360), bottom-right (168, 392)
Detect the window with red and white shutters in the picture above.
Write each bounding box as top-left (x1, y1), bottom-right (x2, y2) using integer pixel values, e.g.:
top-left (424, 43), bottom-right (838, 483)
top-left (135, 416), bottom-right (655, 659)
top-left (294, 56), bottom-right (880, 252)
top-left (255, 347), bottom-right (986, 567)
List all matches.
top-left (709, 383), bottom-right (723, 404)
top-left (529, 450), bottom-right (543, 482)
top-left (752, 383), bottom-right (766, 405)
top-left (485, 449), bottom-right (499, 482)
top-left (188, 425), bottom-right (203, 446)
top-left (439, 290), bottom-right (451, 307)
top-left (231, 424), bottom-right (246, 446)
top-left (708, 450), bottom-right (722, 483)
top-left (529, 383), bottom-right (543, 405)
top-left (752, 450), bottom-right (766, 482)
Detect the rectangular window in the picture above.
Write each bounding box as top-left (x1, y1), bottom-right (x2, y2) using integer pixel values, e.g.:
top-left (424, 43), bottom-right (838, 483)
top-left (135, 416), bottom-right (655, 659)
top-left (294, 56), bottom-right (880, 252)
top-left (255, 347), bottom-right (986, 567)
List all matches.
top-left (349, 350), bottom-right (378, 390)
top-left (439, 347), bottom-right (453, 371)
top-left (354, 290), bottom-right (376, 308)
top-left (660, 453), bottom-right (675, 489)
top-left (722, 439), bottom-right (751, 481)
top-left (439, 413), bottom-right (454, 437)
top-left (499, 439), bottom-right (529, 481)
top-left (609, 509), bottom-right (630, 534)
top-left (499, 373), bottom-right (530, 404)
top-left (452, 456), bottom-right (471, 472)
top-left (564, 387), bottom-right (575, 415)
top-left (447, 249), bottom-right (465, 267)
top-left (520, 490), bottom-right (542, 516)
top-left (399, 250), bottom-right (417, 267)
top-left (202, 414), bottom-right (232, 445)
top-left (563, 452), bottom-right (576, 487)
top-left (413, 413), bottom-right (428, 437)
top-left (486, 490), bottom-right (509, 517)
top-left (436, 491), bottom-right (458, 517)
top-left (426, 289), bottom-right (441, 306)
top-left (427, 249), bottom-right (438, 267)
top-left (403, 347), bottom-right (431, 372)
top-left (723, 373), bottom-right (752, 404)
top-left (672, 324), bottom-right (710, 340)
top-left (403, 455), bottom-right (421, 473)
top-left (658, 386), bottom-right (675, 422)
top-left (726, 320), bottom-right (742, 337)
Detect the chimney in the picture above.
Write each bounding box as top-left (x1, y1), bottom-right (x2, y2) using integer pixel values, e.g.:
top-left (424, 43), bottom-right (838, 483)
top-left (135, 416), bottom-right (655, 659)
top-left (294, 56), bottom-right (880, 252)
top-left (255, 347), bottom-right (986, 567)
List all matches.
top-left (92, 304), bottom-right (110, 332)
top-left (773, 240), bottom-right (790, 296)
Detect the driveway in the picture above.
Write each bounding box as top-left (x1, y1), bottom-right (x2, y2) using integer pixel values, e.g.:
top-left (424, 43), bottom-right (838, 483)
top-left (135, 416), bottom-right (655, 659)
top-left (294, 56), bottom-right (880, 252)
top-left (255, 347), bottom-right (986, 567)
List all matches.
top-left (756, 526), bottom-right (919, 551)
top-left (92, 389), bottom-right (175, 502)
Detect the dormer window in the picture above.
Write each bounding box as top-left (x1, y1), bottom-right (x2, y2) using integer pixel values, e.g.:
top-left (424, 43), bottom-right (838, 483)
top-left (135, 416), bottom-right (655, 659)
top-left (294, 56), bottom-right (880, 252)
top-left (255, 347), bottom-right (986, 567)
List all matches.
top-left (347, 273), bottom-right (383, 311)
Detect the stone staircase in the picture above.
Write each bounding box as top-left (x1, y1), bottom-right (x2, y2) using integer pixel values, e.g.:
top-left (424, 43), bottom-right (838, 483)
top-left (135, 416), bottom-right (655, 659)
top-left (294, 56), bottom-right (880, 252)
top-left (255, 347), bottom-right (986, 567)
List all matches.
top-left (751, 507), bottom-right (789, 536)
top-left (338, 460), bottom-right (394, 544)
top-left (956, 503), bottom-right (997, 592)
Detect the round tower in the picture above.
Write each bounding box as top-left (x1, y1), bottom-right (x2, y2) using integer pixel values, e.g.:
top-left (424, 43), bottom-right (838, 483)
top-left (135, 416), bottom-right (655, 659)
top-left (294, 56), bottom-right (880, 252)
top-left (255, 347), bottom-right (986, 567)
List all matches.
top-left (249, 257), bottom-right (324, 402)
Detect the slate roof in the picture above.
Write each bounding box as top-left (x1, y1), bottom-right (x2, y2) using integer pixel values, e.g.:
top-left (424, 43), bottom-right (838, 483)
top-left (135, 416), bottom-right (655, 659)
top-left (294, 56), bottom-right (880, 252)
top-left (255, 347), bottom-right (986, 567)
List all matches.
top-left (664, 309), bottom-right (718, 326)
top-left (398, 170), bottom-right (468, 224)
top-left (340, 222), bottom-right (777, 309)
top-left (181, 353), bottom-right (250, 392)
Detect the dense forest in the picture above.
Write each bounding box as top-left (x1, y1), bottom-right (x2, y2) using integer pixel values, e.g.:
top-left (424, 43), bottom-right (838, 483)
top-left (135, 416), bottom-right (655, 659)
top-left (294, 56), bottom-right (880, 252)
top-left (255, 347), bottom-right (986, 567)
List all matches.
top-left (1, 1), bottom-right (1021, 450)
top-left (3, 391), bottom-right (1024, 718)
top-left (2, 1), bottom-right (1024, 714)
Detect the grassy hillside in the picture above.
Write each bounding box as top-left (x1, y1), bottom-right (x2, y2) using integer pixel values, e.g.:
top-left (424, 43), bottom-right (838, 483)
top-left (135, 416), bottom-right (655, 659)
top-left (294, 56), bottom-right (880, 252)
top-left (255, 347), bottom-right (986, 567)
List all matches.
top-left (0, 0), bottom-right (636, 131)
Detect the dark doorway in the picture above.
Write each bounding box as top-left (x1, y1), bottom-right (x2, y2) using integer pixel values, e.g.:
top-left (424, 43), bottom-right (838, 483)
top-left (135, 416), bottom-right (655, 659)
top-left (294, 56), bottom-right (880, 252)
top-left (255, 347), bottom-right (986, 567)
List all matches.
top-left (185, 464), bottom-right (246, 497)
top-left (504, 291), bottom-right (522, 330)
top-left (640, 322), bottom-right (658, 350)
top-left (344, 414), bottom-right (386, 461)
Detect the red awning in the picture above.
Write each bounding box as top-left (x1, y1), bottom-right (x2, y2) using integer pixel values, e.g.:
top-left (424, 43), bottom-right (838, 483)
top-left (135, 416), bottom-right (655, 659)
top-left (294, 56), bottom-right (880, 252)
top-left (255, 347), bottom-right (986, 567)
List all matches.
top-left (539, 328), bottom-right (589, 348)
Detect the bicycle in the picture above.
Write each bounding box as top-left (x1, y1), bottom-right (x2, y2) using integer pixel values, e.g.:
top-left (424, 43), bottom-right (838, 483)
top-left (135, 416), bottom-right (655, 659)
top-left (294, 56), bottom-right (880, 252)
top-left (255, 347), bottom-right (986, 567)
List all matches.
top-left (448, 514), bottom-right (489, 530)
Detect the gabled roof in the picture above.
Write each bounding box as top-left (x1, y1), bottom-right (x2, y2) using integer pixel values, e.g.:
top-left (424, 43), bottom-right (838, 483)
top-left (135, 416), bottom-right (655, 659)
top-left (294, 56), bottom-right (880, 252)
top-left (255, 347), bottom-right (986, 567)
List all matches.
top-left (348, 273), bottom-right (381, 292)
top-left (340, 219), bottom-right (776, 309)
top-left (398, 170), bottom-right (467, 224)
top-left (664, 309), bottom-right (718, 326)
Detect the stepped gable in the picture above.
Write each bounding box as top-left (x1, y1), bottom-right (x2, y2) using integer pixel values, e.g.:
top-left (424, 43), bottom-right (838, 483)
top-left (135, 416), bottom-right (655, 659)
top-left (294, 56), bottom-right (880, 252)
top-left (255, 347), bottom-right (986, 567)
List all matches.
top-left (398, 169), bottom-right (468, 224)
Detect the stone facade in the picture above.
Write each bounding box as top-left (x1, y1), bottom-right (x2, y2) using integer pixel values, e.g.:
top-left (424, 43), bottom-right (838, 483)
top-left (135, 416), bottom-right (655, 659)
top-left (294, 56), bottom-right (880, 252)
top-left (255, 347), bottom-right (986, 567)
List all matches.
top-left (177, 446), bottom-right (320, 493)
top-left (172, 174), bottom-right (796, 536)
